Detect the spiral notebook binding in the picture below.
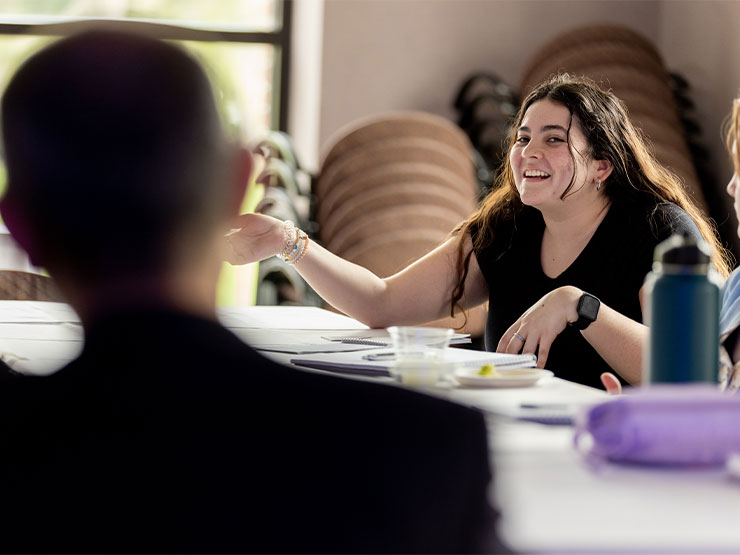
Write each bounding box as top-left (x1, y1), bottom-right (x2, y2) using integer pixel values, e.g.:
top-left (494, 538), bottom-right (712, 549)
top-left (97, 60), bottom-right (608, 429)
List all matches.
top-left (336, 338), bottom-right (390, 347)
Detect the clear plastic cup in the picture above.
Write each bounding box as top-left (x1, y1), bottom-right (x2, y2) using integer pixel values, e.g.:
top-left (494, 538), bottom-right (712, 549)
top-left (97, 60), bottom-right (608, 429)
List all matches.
top-left (386, 326), bottom-right (453, 387)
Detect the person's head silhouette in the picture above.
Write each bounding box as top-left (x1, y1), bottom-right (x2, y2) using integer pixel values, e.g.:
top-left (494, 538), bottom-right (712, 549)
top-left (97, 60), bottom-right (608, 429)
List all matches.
top-left (0, 29), bottom-right (252, 321)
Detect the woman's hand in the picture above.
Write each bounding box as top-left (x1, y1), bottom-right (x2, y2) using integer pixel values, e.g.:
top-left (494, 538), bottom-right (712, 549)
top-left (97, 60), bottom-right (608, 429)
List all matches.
top-left (224, 213), bottom-right (285, 265)
top-left (497, 286), bottom-right (582, 369)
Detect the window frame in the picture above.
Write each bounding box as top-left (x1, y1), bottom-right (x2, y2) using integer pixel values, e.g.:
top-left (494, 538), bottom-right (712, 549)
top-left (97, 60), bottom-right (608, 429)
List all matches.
top-left (0, 0), bottom-right (293, 131)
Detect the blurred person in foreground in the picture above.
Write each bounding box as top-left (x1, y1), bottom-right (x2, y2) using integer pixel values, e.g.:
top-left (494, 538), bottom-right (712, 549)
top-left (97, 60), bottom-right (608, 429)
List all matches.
top-left (0, 29), bottom-right (508, 554)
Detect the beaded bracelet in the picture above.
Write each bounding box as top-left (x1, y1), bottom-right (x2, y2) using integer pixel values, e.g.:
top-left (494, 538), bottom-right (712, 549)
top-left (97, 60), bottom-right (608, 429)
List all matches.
top-left (293, 231), bottom-right (309, 265)
top-left (283, 231), bottom-right (307, 265)
top-left (280, 219), bottom-right (297, 258)
top-left (281, 226), bottom-right (309, 265)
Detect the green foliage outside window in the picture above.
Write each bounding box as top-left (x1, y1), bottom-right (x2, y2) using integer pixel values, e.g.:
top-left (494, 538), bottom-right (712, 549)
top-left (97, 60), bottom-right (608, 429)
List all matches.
top-left (0, 0), bottom-right (283, 305)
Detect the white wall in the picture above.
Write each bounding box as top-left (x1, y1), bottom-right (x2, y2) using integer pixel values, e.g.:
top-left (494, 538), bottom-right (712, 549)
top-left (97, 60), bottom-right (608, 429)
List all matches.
top-left (318, 0), bottom-right (661, 149)
top-left (657, 0), bottom-right (740, 253)
top-left (659, 1), bottom-right (740, 190)
top-left (288, 0), bottom-right (324, 174)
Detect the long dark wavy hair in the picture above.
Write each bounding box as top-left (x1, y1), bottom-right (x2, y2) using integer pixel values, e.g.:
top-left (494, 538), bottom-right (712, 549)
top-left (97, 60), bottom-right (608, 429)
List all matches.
top-left (450, 74), bottom-right (732, 322)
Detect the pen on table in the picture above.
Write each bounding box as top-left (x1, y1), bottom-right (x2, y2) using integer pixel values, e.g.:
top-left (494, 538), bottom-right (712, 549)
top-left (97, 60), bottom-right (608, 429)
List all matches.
top-left (519, 403), bottom-right (571, 410)
top-left (362, 352), bottom-right (395, 361)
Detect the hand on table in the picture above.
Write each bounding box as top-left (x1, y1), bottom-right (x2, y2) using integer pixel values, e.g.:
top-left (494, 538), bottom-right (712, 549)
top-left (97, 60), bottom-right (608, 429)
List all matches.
top-left (497, 286), bottom-right (581, 369)
top-left (225, 213), bottom-right (284, 266)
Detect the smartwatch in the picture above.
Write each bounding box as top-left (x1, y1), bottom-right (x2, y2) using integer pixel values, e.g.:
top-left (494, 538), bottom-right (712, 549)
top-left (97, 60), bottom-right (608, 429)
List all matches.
top-left (570, 292), bottom-right (600, 330)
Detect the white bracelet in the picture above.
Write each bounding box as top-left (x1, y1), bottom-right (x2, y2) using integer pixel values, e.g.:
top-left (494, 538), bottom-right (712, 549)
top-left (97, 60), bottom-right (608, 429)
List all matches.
top-left (279, 220), bottom-right (296, 258)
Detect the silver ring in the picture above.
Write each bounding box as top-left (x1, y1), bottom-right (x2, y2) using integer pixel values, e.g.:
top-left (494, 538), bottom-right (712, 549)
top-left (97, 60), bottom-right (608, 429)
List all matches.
top-left (513, 333), bottom-right (525, 342)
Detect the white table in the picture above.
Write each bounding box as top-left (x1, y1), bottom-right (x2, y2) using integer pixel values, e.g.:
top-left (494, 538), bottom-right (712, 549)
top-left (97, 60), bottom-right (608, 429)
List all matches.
top-left (0, 224), bottom-right (42, 273)
top-left (0, 301), bottom-right (739, 553)
top-left (0, 302), bottom-right (368, 375)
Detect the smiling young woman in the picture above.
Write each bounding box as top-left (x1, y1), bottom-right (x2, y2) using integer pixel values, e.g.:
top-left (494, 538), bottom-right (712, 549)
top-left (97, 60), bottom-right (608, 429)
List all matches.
top-left (451, 74), bottom-right (730, 388)
top-left (226, 74), bottom-right (731, 390)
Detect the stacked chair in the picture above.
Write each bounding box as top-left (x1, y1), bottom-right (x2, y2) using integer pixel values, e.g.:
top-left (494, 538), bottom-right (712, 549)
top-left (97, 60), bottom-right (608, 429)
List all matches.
top-left (668, 72), bottom-right (739, 256)
top-left (315, 111), bottom-right (487, 338)
top-left (251, 131), bottom-right (321, 307)
top-left (453, 72), bottom-right (520, 196)
top-left (519, 24), bottom-right (710, 217)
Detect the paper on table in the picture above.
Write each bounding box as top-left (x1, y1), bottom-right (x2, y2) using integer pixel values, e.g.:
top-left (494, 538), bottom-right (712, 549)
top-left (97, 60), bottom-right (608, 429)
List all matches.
top-left (321, 329), bottom-right (471, 346)
top-left (0, 322), bottom-right (83, 341)
top-left (217, 306), bottom-right (368, 330)
top-left (230, 328), bottom-right (388, 354)
top-left (0, 300), bottom-right (80, 324)
top-left (251, 343), bottom-right (387, 355)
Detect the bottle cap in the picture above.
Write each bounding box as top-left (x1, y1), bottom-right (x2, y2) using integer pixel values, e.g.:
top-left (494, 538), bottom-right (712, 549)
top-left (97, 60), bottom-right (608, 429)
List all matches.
top-left (654, 233), bottom-right (710, 267)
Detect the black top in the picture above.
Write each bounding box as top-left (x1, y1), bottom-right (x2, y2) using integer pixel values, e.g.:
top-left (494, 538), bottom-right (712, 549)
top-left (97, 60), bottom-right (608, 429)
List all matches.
top-left (472, 200), bottom-right (702, 389)
top-left (0, 309), bottom-right (508, 554)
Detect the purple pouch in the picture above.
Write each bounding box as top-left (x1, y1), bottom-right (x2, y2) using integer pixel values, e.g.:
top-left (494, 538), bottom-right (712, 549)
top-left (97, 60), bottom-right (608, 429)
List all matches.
top-left (574, 385), bottom-right (740, 467)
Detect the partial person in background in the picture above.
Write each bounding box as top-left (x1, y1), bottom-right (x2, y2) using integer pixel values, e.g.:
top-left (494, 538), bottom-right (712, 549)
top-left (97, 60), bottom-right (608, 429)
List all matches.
top-left (719, 94), bottom-right (740, 393)
top-left (227, 74), bottom-right (731, 391)
top-left (0, 29), bottom-right (507, 553)
top-left (585, 92), bottom-right (740, 397)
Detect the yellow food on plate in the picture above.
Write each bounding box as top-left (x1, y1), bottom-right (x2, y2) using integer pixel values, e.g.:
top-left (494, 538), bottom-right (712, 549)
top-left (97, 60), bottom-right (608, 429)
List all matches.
top-left (477, 363), bottom-right (498, 377)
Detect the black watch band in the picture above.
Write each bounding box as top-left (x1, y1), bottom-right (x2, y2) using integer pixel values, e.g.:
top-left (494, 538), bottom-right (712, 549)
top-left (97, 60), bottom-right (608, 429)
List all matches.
top-left (569, 292), bottom-right (600, 330)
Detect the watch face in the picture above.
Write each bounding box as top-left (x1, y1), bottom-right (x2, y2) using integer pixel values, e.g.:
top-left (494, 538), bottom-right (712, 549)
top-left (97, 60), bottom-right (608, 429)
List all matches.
top-left (579, 294), bottom-right (600, 321)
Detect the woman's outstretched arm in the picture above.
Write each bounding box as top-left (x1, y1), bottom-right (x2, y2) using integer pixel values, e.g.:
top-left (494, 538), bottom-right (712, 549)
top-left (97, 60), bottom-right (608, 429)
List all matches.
top-left (225, 213), bottom-right (488, 328)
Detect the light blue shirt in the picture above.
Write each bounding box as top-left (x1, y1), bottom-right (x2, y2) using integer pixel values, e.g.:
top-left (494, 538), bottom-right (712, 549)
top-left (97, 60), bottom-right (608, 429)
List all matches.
top-left (721, 267), bottom-right (740, 341)
top-left (719, 267), bottom-right (740, 391)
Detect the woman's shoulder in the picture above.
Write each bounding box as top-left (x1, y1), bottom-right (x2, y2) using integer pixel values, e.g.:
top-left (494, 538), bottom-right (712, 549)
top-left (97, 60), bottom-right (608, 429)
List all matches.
top-left (614, 200), bottom-right (700, 240)
top-left (649, 202), bottom-right (701, 236)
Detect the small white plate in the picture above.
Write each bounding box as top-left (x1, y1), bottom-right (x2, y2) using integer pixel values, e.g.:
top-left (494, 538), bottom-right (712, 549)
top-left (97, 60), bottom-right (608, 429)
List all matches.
top-left (453, 367), bottom-right (553, 388)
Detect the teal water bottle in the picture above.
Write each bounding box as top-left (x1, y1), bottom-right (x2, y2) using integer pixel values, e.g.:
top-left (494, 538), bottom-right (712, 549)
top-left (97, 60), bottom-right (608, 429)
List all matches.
top-left (644, 233), bottom-right (719, 384)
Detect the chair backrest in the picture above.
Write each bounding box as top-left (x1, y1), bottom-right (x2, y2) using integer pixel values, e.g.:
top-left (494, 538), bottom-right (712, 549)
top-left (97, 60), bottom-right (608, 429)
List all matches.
top-left (316, 138), bottom-right (475, 202)
top-left (327, 206), bottom-right (464, 256)
top-left (521, 43), bottom-right (666, 98)
top-left (316, 161), bottom-right (477, 229)
top-left (519, 24), bottom-right (664, 93)
top-left (319, 181), bottom-right (474, 243)
top-left (0, 271), bottom-right (64, 302)
top-left (319, 110), bottom-right (474, 174)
